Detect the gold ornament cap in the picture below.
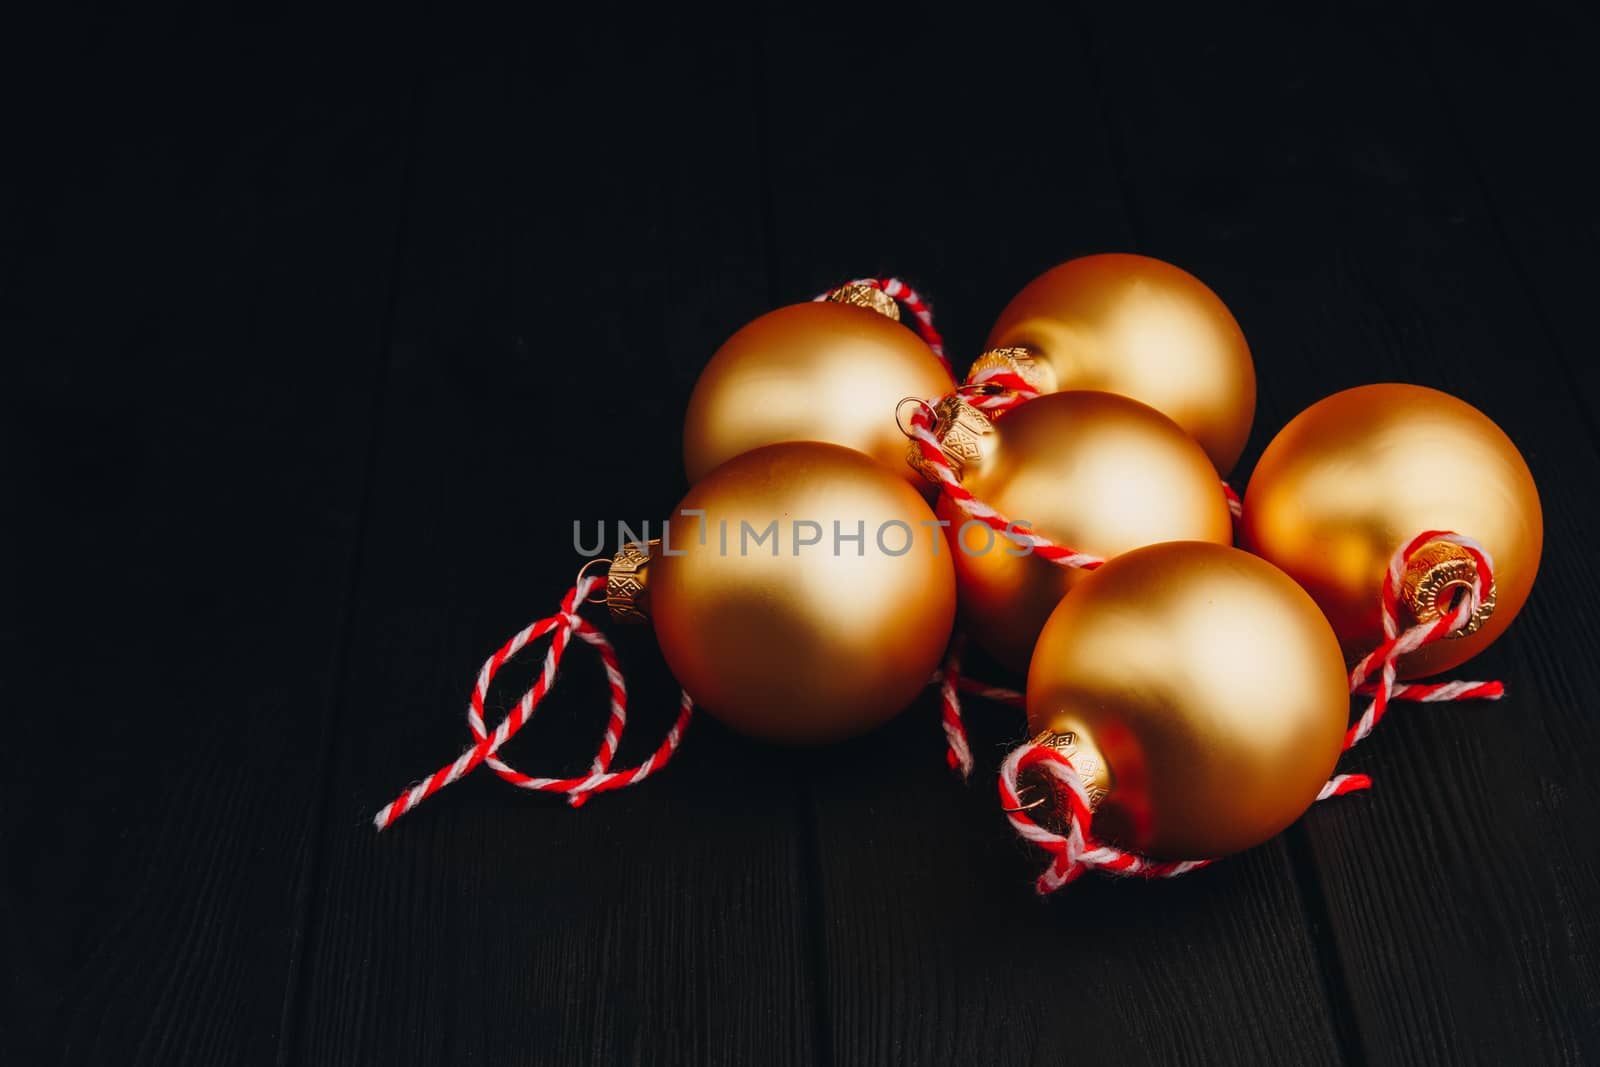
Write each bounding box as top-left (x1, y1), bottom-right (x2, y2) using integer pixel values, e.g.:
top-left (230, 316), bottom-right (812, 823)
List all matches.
top-left (966, 345), bottom-right (1056, 394)
top-left (826, 283), bottom-right (901, 322)
top-left (1401, 539), bottom-right (1496, 638)
top-left (903, 394), bottom-right (996, 483)
top-left (605, 539), bottom-right (658, 624)
top-left (1013, 728), bottom-right (1112, 834)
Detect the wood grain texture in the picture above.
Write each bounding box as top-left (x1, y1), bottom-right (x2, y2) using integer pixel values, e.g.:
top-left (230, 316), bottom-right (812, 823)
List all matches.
top-left (286, 25), bottom-right (824, 1067)
top-left (1076, 4), bottom-right (1600, 1062)
top-left (758, 22), bottom-right (1347, 1067)
top-left (1405, 1), bottom-right (1600, 431)
top-left (0, 9), bottom-right (417, 1066)
top-left (6, 8), bottom-right (1600, 1066)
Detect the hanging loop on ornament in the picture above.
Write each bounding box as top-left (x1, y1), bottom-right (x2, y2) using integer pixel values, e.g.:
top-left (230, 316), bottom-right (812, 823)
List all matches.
top-left (1000, 791), bottom-right (1048, 814)
top-left (575, 557), bottom-right (612, 605)
top-left (895, 396), bottom-right (939, 438)
top-left (1344, 530), bottom-right (1504, 751)
top-left (372, 574), bottom-right (694, 830)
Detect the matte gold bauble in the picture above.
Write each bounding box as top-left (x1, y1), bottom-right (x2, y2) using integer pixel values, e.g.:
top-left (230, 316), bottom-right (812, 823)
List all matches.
top-left (919, 391), bottom-right (1233, 671)
top-left (683, 300), bottom-right (955, 488)
top-left (1243, 383), bottom-right (1541, 678)
top-left (1026, 541), bottom-right (1350, 859)
top-left (613, 441), bottom-right (956, 743)
top-left (983, 254), bottom-right (1256, 474)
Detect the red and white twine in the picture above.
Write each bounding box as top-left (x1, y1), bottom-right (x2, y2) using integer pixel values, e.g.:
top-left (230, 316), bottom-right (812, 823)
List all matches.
top-left (998, 743), bottom-right (1217, 892)
top-left (374, 576), bottom-right (693, 831)
top-left (907, 399), bottom-right (1109, 571)
top-left (964, 359), bottom-right (1042, 416)
top-left (996, 739), bottom-right (1374, 894)
top-left (935, 638), bottom-right (976, 779)
top-left (1342, 530), bottom-right (1502, 750)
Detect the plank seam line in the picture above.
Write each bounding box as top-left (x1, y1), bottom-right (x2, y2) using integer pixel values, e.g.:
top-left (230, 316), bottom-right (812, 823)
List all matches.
top-left (271, 47), bottom-right (429, 1067)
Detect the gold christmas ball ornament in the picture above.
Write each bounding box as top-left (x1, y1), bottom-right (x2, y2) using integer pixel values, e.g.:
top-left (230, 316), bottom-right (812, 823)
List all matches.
top-left (1243, 384), bottom-right (1541, 678)
top-left (1025, 541), bottom-right (1350, 859)
top-left (913, 390), bottom-right (1233, 671)
top-left (610, 441), bottom-right (956, 744)
top-left (983, 253), bottom-right (1257, 474)
top-left (683, 298), bottom-right (955, 488)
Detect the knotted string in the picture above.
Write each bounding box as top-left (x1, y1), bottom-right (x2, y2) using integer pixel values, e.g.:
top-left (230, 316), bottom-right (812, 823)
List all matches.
top-left (374, 575), bottom-right (694, 831)
top-left (1342, 530), bottom-right (1502, 750)
top-left (996, 742), bottom-right (1374, 893)
top-left (998, 743), bottom-right (1216, 892)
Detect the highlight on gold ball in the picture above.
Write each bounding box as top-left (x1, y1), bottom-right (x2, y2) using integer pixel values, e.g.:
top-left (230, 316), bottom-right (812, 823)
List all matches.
top-left (982, 253), bottom-right (1257, 474)
top-left (682, 284), bottom-right (955, 488)
top-left (638, 441), bottom-right (958, 744)
top-left (904, 388), bottom-right (1234, 670)
top-left (1018, 541), bottom-right (1350, 860)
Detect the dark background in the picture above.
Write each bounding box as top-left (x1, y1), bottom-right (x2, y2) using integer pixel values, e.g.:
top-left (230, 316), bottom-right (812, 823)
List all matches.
top-left (4, 4), bottom-right (1599, 1065)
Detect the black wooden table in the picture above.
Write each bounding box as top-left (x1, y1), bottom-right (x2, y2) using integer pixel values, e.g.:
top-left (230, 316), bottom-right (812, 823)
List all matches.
top-left (6, 6), bottom-right (1599, 1064)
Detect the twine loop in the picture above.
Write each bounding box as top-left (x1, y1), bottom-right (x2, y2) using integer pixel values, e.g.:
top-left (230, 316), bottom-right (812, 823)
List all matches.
top-left (1344, 530), bottom-right (1503, 750)
top-left (373, 575), bottom-right (693, 831)
top-left (996, 735), bottom-right (1375, 895)
top-left (998, 741), bottom-right (1214, 893)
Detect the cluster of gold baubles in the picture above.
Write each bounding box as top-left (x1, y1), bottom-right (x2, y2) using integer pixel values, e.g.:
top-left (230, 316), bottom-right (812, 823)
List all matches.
top-left (611, 254), bottom-right (1541, 861)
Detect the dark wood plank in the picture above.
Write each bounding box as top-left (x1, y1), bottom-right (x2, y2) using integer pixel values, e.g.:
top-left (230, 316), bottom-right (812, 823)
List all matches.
top-left (10, 10), bottom-right (1595, 1066)
top-left (288, 25), bottom-right (825, 1067)
top-left (1077, 4), bottom-right (1600, 1061)
top-left (1404, 2), bottom-right (1600, 434)
top-left (758, 22), bottom-right (1348, 1066)
top-left (0, 10), bottom-right (417, 1066)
